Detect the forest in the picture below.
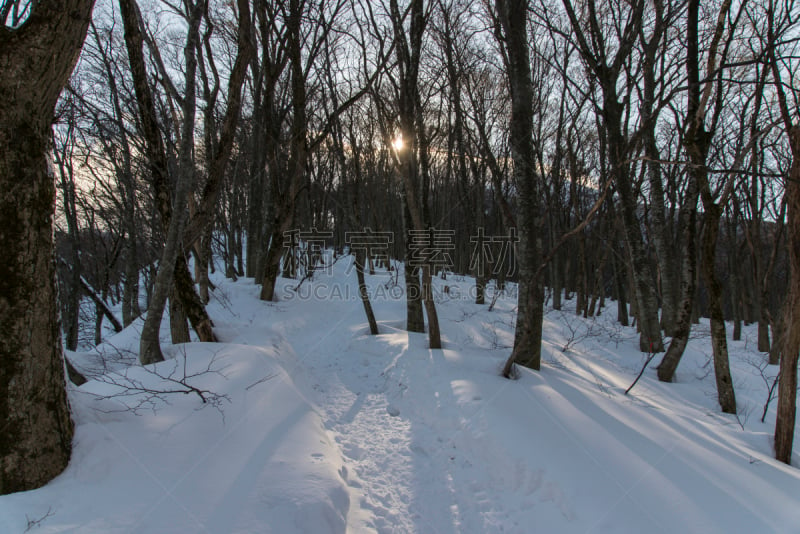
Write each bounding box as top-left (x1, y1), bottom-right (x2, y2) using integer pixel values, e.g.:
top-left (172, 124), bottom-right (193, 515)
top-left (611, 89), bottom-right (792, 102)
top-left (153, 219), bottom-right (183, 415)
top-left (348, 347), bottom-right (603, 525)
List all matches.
top-left (1, 0), bottom-right (799, 525)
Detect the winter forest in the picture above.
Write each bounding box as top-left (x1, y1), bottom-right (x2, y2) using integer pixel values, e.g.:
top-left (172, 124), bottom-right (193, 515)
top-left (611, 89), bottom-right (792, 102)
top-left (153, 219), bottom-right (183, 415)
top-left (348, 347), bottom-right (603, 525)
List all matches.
top-left (2, 0), bottom-right (800, 531)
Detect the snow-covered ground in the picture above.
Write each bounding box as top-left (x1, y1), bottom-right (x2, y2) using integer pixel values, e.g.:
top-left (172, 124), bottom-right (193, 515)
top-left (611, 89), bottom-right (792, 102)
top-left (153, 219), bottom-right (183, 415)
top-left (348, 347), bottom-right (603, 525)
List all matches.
top-left (1, 255), bottom-right (799, 533)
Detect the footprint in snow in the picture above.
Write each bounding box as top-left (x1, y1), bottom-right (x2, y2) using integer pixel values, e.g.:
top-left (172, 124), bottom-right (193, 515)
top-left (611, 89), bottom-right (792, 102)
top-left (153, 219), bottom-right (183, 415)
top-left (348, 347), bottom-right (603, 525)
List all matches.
top-left (343, 443), bottom-right (365, 460)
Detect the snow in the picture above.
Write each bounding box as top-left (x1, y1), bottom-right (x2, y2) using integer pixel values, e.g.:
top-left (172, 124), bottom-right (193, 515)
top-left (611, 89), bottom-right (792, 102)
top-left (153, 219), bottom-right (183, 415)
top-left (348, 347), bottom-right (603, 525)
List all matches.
top-left (2, 255), bottom-right (800, 533)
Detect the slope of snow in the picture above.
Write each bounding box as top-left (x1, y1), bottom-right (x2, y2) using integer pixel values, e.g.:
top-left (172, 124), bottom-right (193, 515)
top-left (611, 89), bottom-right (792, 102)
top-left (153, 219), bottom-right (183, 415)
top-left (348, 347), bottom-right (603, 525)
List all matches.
top-left (1, 255), bottom-right (799, 533)
top-left (0, 280), bottom-right (350, 534)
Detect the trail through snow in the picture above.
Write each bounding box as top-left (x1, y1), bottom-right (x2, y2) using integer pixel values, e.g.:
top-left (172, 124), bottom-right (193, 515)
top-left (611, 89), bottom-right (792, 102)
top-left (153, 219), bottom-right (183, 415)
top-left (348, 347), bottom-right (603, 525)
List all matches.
top-left (256, 260), bottom-right (800, 533)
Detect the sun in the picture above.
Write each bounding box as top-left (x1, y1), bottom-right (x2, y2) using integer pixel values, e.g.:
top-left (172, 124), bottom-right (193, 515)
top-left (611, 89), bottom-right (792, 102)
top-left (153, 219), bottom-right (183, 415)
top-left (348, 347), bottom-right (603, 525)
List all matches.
top-left (391, 135), bottom-right (404, 151)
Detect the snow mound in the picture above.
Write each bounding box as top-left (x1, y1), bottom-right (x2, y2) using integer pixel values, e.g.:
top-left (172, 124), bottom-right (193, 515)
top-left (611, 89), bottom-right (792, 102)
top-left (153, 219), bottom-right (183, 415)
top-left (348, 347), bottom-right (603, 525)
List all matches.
top-left (0, 329), bottom-right (350, 533)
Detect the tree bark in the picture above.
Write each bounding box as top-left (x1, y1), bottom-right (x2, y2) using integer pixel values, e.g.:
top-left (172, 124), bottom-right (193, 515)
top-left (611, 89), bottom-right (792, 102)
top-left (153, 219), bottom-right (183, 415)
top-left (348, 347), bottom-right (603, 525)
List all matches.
top-left (657, 176), bottom-right (699, 382)
top-left (174, 253), bottom-right (217, 342)
top-left (497, 0), bottom-right (544, 371)
top-left (682, 0), bottom-right (736, 414)
top-left (769, 310), bottom-right (784, 366)
top-left (169, 291), bottom-right (191, 344)
top-left (403, 204), bottom-right (425, 333)
top-left (639, 1), bottom-right (677, 336)
top-left (260, 221), bottom-right (289, 301)
top-left (355, 248), bottom-right (379, 335)
top-left (769, 4), bottom-right (800, 456)
top-left (700, 207), bottom-right (736, 413)
top-left (0, 0), bottom-right (94, 494)
top-left (774, 127), bottom-right (800, 464)
top-left (607, 109), bottom-right (664, 352)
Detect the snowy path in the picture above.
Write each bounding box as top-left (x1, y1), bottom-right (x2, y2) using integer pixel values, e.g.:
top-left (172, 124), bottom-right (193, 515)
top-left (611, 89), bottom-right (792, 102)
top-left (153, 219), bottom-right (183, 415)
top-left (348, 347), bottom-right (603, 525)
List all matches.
top-left (264, 278), bottom-right (606, 533)
top-left (267, 278), bottom-right (525, 533)
top-left (265, 265), bottom-right (800, 534)
top-left (266, 298), bottom-right (429, 531)
top-left (288, 324), bottom-right (499, 533)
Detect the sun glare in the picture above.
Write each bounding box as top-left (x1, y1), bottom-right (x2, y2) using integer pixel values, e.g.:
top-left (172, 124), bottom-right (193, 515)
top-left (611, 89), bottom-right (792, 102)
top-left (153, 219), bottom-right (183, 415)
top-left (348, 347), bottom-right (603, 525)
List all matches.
top-left (392, 135), bottom-right (404, 151)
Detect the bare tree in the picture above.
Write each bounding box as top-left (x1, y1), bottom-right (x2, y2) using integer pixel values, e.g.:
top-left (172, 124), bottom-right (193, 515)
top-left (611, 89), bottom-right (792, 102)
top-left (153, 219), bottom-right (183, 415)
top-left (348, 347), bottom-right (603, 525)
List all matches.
top-left (682, 0), bottom-right (741, 413)
top-left (82, 18), bottom-right (144, 327)
top-left (764, 0), bottom-right (800, 464)
top-left (494, 0), bottom-right (545, 371)
top-left (53, 110), bottom-right (83, 351)
top-left (385, 0), bottom-right (443, 348)
top-left (183, 0), bottom-right (254, 301)
top-left (638, 0), bottom-right (682, 336)
top-left (0, 0), bottom-right (94, 494)
top-left (119, 0), bottom-right (205, 364)
top-left (258, 0), bottom-right (388, 302)
top-left (560, 0), bottom-right (664, 354)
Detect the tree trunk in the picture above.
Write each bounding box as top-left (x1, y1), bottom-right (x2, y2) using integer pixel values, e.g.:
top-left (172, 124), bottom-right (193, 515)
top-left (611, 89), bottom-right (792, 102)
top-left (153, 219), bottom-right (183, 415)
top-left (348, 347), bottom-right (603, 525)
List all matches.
top-left (120, 0), bottom-right (204, 364)
top-left (0, 116), bottom-right (76, 493)
top-left (246, 162), bottom-right (266, 279)
top-left (612, 234), bottom-right (630, 327)
top-left (339, 119), bottom-right (380, 335)
top-left (497, 0), bottom-right (544, 372)
top-left (421, 264), bottom-right (442, 348)
top-left (260, 218), bottom-right (291, 302)
top-left (172, 254), bottom-right (216, 341)
top-left (260, 0), bottom-right (307, 303)
top-left (678, 0), bottom-right (736, 414)
top-left (404, 239), bottom-right (425, 333)
top-left (575, 233), bottom-right (587, 316)
top-left (0, 0), bottom-right (95, 494)
top-left (657, 179), bottom-right (699, 382)
top-left (195, 233), bottom-right (211, 304)
top-left (588, 247), bottom-right (608, 318)
top-left (609, 117), bottom-right (663, 352)
top-left (475, 228), bottom-right (487, 304)
top-left (169, 291), bottom-right (191, 344)
top-left (639, 5), bottom-right (677, 336)
top-left (54, 138), bottom-right (82, 350)
top-left (731, 289), bottom-right (742, 342)
top-left (115, 93), bottom-right (141, 326)
top-left (769, 311), bottom-right (784, 366)
top-left (388, 0), bottom-right (439, 346)
top-left (245, 73), bottom-right (268, 280)
top-left (697, 153), bottom-right (736, 414)
top-left (186, 4), bottom-right (252, 295)
top-left (774, 126), bottom-right (800, 464)
top-left (283, 242), bottom-right (296, 279)
top-left (94, 302), bottom-right (104, 346)
top-left (122, 237), bottom-right (141, 326)
top-left (561, 0), bottom-right (661, 353)
top-left (758, 317), bottom-right (771, 353)
top-left (355, 248), bottom-right (379, 335)
top-left (551, 255), bottom-right (562, 310)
